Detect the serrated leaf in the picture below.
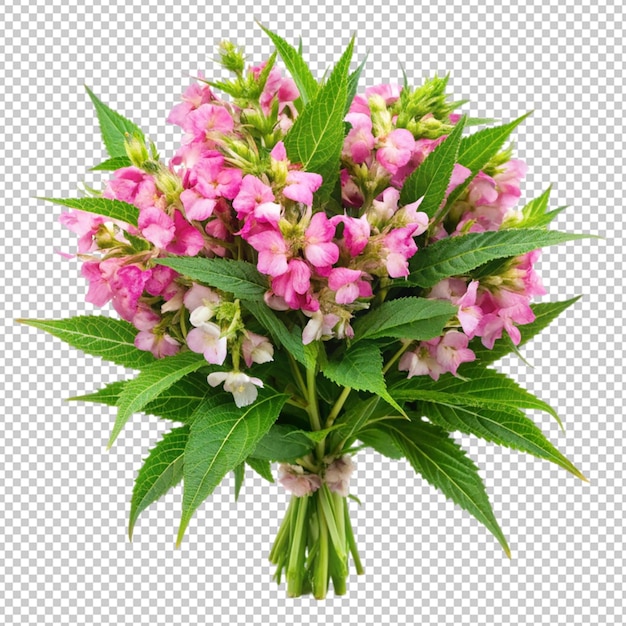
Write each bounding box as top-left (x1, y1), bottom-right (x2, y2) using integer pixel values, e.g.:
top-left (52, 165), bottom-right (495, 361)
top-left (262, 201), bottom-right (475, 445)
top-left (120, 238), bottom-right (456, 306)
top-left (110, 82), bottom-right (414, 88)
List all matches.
top-left (40, 197), bottom-right (139, 226)
top-left (328, 396), bottom-right (381, 452)
top-left (399, 115), bottom-right (466, 215)
top-left (155, 257), bottom-right (268, 299)
top-left (177, 388), bottom-right (288, 546)
top-left (415, 400), bottom-right (585, 480)
top-left (392, 365), bottom-right (563, 429)
top-left (357, 427), bottom-right (404, 459)
top-left (91, 156), bottom-right (132, 171)
top-left (142, 374), bottom-right (212, 423)
top-left (409, 229), bottom-right (590, 288)
top-left (345, 53), bottom-right (368, 115)
top-left (250, 423), bottom-right (315, 462)
top-left (513, 186), bottom-right (568, 228)
top-left (322, 341), bottom-right (405, 416)
top-left (233, 462), bottom-right (245, 501)
top-left (383, 418), bottom-right (510, 556)
top-left (352, 297), bottom-right (456, 343)
top-left (443, 113), bottom-right (531, 212)
top-left (109, 352), bottom-right (207, 449)
top-left (68, 380), bottom-right (126, 406)
top-left (259, 26), bottom-right (318, 105)
top-left (471, 297), bottom-right (581, 366)
top-left (17, 316), bottom-right (155, 370)
top-left (85, 85), bottom-right (146, 159)
top-left (129, 426), bottom-right (188, 539)
top-left (284, 38), bottom-right (353, 202)
top-left (247, 457), bottom-right (275, 483)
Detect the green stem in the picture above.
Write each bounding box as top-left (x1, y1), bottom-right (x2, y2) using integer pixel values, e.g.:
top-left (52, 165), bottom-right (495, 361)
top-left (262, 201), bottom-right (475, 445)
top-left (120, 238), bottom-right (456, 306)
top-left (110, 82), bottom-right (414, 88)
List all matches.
top-left (344, 498), bottom-right (364, 575)
top-left (313, 498), bottom-right (329, 599)
top-left (318, 485), bottom-right (346, 561)
top-left (305, 366), bottom-right (326, 460)
top-left (383, 341), bottom-right (412, 375)
top-left (325, 386), bottom-right (352, 429)
top-left (286, 496), bottom-right (308, 597)
top-left (288, 354), bottom-right (308, 399)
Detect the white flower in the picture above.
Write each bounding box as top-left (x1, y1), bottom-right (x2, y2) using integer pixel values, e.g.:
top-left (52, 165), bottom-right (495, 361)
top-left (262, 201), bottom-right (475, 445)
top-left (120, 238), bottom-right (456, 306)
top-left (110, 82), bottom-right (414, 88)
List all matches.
top-left (189, 304), bottom-right (217, 327)
top-left (207, 371), bottom-right (264, 408)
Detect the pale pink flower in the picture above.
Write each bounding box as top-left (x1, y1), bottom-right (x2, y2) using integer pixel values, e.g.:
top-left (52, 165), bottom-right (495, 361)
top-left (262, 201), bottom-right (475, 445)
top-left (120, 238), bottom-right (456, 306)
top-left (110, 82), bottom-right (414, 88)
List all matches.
top-left (253, 201), bottom-right (283, 226)
top-left (241, 332), bottom-right (274, 367)
top-left (167, 82), bottom-right (215, 129)
top-left (283, 170), bottom-right (323, 205)
top-left (207, 371), bottom-right (264, 408)
top-left (325, 455), bottom-right (355, 497)
top-left (455, 280), bottom-right (483, 338)
top-left (365, 83), bottom-right (402, 104)
top-left (446, 163), bottom-right (472, 198)
top-left (376, 129), bottom-right (415, 175)
top-left (247, 229), bottom-right (290, 277)
top-left (277, 464), bottom-right (322, 497)
top-left (343, 112), bottom-right (376, 164)
top-left (59, 210), bottom-right (106, 253)
top-left (134, 330), bottom-right (180, 358)
top-left (328, 267), bottom-right (373, 305)
top-left (186, 103), bottom-right (234, 144)
top-left (302, 310), bottom-right (340, 344)
top-left (132, 303), bottom-right (161, 331)
top-left (270, 141), bottom-right (287, 161)
top-left (186, 321), bottom-right (227, 365)
top-left (435, 331), bottom-right (476, 375)
top-left (399, 343), bottom-right (443, 381)
top-left (370, 187), bottom-right (401, 225)
top-left (303, 212), bottom-right (339, 268)
top-left (183, 283), bottom-right (220, 312)
top-left (468, 171), bottom-right (499, 206)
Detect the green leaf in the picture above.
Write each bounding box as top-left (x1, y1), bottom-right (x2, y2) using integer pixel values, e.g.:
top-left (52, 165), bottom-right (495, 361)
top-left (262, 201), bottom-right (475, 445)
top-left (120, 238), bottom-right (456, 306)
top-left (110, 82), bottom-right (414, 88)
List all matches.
top-left (399, 115), bottom-right (466, 216)
top-left (109, 352), bottom-right (207, 449)
top-left (17, 316), bottom-right (155, 370)
top-left (357, 427), bottom-right (404, 460)
top-left (91, 156), bottom-right (132, 171)
top-left (142, 374), bottom-right (212, 423)
top-left (129, 426), bottom-right (188, 539)
top-left (392, 365), bottom-right (563, 429)
top-left (321, 341), bottom-right (405, 416)
top-left (415, 401), bottom-right (585, 480)
top-left (39, 197), bottom-right (139, 226)
top-left (409, 229), bottom-right (590, 288)
top-left (284, 38), bottom-right (353, 201)
top-left (233, 462), bottom-right (245, 501)
top-left (328, 396), bottom-right (381, 451)
top-left (345, 53), bottom-right (368, 115)
top-left (512, 186), bottom-right (567, 228)
top-left (250, 423), bottom-right (315, 462)
top-left (443, 113), bottom-right (531, 211)
top-left (383, 418), bottom-right (510, 556)
top-left (155, 257), bottom-right (268, 299)
top-left (259, 26), bottom-right (318, 105)
top-left (246, 457), bottom-right (275, 483)
top-left (471, 297), bottom-right (581, 366)
top-left (85, 85), bottom-right (146, 159)
top-left (177, 388), bottom-right (288, 546)
top-left (67, 380), bottom-right (126, 406)
top-left (352, 297), bottom-right (456, 342)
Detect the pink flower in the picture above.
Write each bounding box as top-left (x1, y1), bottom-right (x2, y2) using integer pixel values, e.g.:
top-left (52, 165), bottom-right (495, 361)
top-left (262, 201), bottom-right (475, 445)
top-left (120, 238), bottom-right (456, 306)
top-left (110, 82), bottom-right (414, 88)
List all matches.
top-left (194, 160), bottom-right (242, 201)
top-left (399, 343), bottom-right (443, 381)
top-left (186, 321), bottom-right (227, 365)
top-left (333, 214), bottom-right (370, 257)
top-left (343, 113), bottom-right (376, 164)
top-left (435, 331), bottom-right (476, 375)
top-left (325, 455), bottom-right (355, 497)
top-left (270, 141), bottom-right (287, 161)
top-left (103, 167), bottom-right (157, 210)
top-left (232, 175), bottom-right (275, 218)
top-left (304, 212), bottom-right (339, 268)
top-left (135, 330), bottom-right (180, 358)
top-left (241, 332), bottom-right (274, 367)
top-left (468, 171), bottom-right (499, 206)
top-left (207, 371), bottom-right (264, 408)
top-left (132, 303), bottom-right (161, 331)
top-left (110, 264), bottom-right (152, 322)
top-left (183, 283), bottom-right (220, 312)
top-left (365, 83), bottom-right (401, 104)
top-left (382, 226), bottom-right (419, 278)
top-left (138, 206), bottom-right (176, 248)
top-left (167, 82), bottom-right (214, 130)
top-left (165, 211), bottom-right (205, 256)
top-left (277, 464), bottom-right (321, 497)
top-left (376, 129), bottom-right (415, 175)
top-left (328, 267), bottom-right (372, 305)
top-left (145, 265), bottom-right (177, 297)
top-left (81, 257), bottom-right (123, 307)
top-left (180, 188), bottom-right (217, 221)
top-left (59, 210), bottom-right (105, 253)
top-left (302, 310), bottom-right (340, 344)
top-left (271, 259), bottom-right (311, 309)
top-left (247, 228), bottom-right (290, 276)
top-left (283, 170), bottom-right (323, 205)
top-left (370, 187), bottom-right (401, 225)
top-left (446, 163), bottom-right (472, 198)
top-left (455, 280), bottom-right (483, 338)
top-left (186, 103), bottom-right (234, 144)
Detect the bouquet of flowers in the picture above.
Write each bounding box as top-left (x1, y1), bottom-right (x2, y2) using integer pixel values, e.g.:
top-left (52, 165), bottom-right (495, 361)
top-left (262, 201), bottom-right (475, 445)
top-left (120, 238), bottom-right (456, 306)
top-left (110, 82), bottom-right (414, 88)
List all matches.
top-left (22, 27), bottom-right (589, 599)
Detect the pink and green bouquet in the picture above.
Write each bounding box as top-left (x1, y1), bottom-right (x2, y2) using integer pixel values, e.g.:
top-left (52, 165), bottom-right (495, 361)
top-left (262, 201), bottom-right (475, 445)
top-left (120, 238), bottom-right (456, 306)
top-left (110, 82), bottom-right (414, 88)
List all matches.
top-left (22, 28), bottom-right (589, 599)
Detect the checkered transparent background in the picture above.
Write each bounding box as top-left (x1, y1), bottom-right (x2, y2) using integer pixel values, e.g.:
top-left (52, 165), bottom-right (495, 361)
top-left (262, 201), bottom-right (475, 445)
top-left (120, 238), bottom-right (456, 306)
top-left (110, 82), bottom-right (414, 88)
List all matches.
top-left (1, 0), bottom-right (623, 623)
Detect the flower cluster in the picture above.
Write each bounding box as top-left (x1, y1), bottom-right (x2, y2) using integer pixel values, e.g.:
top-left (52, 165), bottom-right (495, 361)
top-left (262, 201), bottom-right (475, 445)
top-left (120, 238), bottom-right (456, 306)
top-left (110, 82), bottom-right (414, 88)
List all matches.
top-left (59, 45), bottom-right (542, 406)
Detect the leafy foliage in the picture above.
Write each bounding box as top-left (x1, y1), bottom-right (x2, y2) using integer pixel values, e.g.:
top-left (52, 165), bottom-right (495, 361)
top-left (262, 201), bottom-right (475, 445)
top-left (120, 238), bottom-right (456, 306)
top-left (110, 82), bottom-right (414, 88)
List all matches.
top-left (39, 197), bottom-right (139, 226)
top-left (109, 352), bottom-right (207, 448)
top-left (251, 423), bottom-right (315, 462)
top-left (513, 186), bottom-right (567, 228)
top-left (90, 156), bottom-right (132, 171)
top-left (129, 426), bottom-right (188, 539)
top-left (85, 85), bottom-right (145, 159)
top-left (18, 316), bottom-right (154, 370)
top-left (381, 418), bottom-right (510, 556)
top-left (409, 229), bottom-right (590, 288)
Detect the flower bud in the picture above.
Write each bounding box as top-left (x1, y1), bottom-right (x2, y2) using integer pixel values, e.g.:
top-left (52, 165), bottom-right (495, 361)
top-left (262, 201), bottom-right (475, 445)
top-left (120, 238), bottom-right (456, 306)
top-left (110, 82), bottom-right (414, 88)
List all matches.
top-left (124, 133), bottom-right (150, 168)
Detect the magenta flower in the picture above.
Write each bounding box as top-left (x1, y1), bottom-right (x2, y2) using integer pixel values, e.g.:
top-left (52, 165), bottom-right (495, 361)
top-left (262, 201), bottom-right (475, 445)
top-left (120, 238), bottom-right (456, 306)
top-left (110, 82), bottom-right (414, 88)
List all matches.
top-left (167, 82), bottom-right (214, 130)
top-left (144, 265), bottom-right (178, 297)
top-left (232, 175), bottom-right (275, 218)
top-left (165, 211), bottom-right (205, 256)
top-left (180, 188), bottom-right (217, 221)
top-left (81, 257), bottom-right (124, 307)
top-left (194, 160), bottom-right (242, 201)
top-left (328, 267), bottom-right (372, 305)
top-left (333, 214), bottom-right (370, 257)
top-left (376, 129), bottom-right (415, 175)
top-left (138, 206), bottom-right (176, 249)
top-left (110, 264), bottom-right (152, 322)
top-left (283, 170), bottom-right (323, 205)
top-left (304, 212), bottom-right (339, 268)
top-left (103, 167), bottom-right (157, 210)
top-left (271, 259), bottom-right (312, 309)
top-left (382, 226), bottom-right (419, 278)
top-left (186, 103), bottom-right (234, 144)
top-left (248, 228), bottom-right (290, 276)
